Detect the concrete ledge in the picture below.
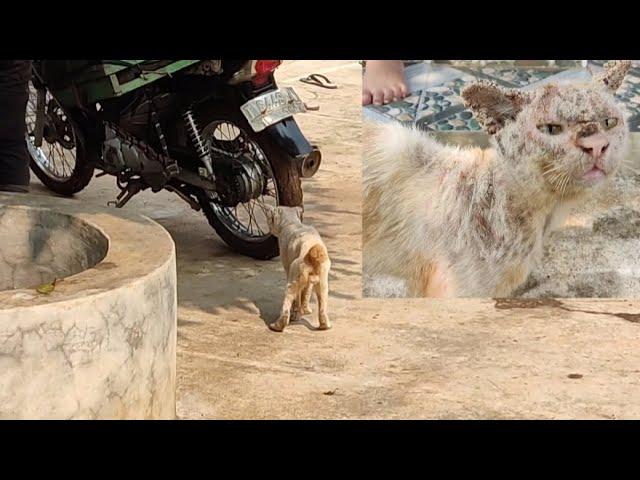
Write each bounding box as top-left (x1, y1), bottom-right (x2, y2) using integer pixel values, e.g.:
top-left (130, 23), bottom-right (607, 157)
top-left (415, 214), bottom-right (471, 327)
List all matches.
top-left (0, 194), bottom-right (177, 419)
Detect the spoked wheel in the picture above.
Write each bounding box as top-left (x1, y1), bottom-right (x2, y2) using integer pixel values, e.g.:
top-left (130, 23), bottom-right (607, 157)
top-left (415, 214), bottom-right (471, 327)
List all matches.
top-left (25, 80), bottom-right (94, 195)
top-left (195, 106), bottom-right (303, 260)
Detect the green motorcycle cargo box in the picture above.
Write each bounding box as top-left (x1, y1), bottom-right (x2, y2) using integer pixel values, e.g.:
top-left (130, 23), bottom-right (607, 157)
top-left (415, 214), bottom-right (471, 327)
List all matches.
top-left (37, 60), bottom-right (201, 109)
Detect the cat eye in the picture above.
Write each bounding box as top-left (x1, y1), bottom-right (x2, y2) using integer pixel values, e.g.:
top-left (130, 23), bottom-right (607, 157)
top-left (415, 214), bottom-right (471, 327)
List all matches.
top-left (603, 118), bottom-right (618, 129)
top-left (537, 123), bottom-right (564, 135)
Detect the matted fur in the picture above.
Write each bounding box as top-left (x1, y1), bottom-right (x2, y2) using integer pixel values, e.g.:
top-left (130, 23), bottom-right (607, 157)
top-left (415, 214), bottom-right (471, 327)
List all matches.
top-left (363, 61), bottom-right (631, 297)
top-left (264, 205), bottom-right (331, 331)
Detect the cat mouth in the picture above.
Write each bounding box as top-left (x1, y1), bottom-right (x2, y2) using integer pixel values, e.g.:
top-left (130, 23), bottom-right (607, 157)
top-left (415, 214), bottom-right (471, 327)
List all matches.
top-left (582, 165), bottom-right (607, 183)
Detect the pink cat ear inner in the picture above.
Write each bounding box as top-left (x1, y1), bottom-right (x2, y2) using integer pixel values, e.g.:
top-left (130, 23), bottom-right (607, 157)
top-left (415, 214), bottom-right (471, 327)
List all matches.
top-left (461, 81), bottom-right (531, 134)
top-left (594, 60), bottom-right (631, 92)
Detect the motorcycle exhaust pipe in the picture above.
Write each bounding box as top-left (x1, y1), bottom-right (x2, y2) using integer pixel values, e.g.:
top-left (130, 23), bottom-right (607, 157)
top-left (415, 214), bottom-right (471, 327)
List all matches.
top-left (296, 147), bottom-right (322, 178)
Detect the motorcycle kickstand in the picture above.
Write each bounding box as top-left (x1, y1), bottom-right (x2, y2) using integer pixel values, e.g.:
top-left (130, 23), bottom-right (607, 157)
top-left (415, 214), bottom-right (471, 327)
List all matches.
top-left (164, 184), bottom-right (201, 211)
top-left (107, 181), bottom-right (144, 208)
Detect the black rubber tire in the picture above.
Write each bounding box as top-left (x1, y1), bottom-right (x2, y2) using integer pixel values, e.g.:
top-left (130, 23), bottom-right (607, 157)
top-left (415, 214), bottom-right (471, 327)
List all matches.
top-left (193, 101), bottom-right (303, 260)
top-left (26, 81), bottom-right (95, 196)
top-left (28, 129), bottom-right (95, 196)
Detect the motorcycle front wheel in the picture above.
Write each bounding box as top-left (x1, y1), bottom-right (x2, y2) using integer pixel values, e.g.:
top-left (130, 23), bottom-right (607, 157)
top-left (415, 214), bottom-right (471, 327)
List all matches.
top-left (193, 102), bottom-right (304, 260)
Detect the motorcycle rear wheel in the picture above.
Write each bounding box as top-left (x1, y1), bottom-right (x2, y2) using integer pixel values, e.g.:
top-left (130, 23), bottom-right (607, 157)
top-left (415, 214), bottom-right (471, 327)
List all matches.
top-left (194, 102), bottom-right (304, 260)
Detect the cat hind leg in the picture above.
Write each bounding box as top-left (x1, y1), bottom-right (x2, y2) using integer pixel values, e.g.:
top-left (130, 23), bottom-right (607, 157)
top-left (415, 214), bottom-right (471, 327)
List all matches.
top-left (315, 264), bottom-right (332, 330)
top-left (300, 282), bottom-right (314, 315)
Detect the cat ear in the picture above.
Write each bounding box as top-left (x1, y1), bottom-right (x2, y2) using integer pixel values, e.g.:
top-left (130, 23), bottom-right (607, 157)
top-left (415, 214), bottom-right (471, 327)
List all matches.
top-left (461, 81), bottom-right (531, 134)
top-left (262, 204), bottom-right (276, 227)
top-left (295, 206), bottom-right (304, 221)
top-left (594, 60), bottom-right (631, 92)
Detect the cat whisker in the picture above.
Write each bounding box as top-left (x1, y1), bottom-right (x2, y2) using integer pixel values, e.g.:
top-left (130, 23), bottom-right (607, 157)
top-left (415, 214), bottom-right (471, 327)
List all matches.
top-left (564, 174), bottom-right (574, 197)
top-left (548, 171), bottom-right (565, 190)
top-left (619, 165), bottom-right (640, 175)
top-left (553, 173), bottom-right (564, 194)
top-left (542, 163), bottom-right (563, 172)
top-left (620, 160), bottom-right (640, 169)
top-left (559, 172), bottom-right (571, 198)
top-left (542, 165), bottom-right (564, 177)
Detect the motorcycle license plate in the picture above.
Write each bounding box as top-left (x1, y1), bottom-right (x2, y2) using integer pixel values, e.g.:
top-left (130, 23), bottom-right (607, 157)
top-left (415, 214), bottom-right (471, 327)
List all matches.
top-left (241, 87), bottom-right (307, 132)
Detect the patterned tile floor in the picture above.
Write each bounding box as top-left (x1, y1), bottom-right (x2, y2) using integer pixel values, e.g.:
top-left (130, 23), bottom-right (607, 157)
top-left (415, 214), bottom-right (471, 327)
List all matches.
top-left (363, 60), bottom-right (640, 132)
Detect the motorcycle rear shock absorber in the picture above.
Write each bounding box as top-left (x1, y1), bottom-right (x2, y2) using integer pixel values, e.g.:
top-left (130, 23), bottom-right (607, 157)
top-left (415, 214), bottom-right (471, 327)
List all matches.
top-left (148, 92), bottom-right (179, 177)
top-left (183, 108), bottom-right (215, 180)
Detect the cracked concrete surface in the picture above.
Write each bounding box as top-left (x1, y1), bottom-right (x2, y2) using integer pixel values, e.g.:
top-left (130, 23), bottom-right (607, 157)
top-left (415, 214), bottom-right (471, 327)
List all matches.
top-left (0, 195), bottom-right (176, 419)
top-left (17, 60), bottom-right (640, 419)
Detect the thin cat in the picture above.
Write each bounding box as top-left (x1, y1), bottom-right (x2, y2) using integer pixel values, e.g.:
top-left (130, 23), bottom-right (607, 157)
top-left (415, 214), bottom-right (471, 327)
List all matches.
top-left (363, 60), bottom-right (631, 297)
top-left (264, 205), bottom-right (331, 331)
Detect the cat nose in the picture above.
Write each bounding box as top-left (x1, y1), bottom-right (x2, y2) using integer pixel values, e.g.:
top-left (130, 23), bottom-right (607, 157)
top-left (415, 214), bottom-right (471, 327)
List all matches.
top-left (576, 133), bottom-right (609, 160)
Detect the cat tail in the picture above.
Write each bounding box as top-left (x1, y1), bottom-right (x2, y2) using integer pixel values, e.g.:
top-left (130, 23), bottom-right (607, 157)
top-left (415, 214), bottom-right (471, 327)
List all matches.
top-left (304, 244), bottom-right (329, 271)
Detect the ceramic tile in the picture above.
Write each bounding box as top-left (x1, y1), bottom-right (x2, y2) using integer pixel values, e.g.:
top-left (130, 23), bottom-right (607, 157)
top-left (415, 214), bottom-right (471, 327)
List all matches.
top-left (455, 67), bottom-right (562, 88)
top-left (415, 78), bottom-right (467, 123)
top-left (363, 61), bottom-right (640, 131)
top-left (365, 91), bottom-right (421, 124)
top-left (424, 110), bottom-right (482, 132)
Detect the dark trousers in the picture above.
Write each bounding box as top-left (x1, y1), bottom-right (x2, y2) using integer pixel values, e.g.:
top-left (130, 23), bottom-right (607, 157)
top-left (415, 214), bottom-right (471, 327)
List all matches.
top-left (0, 60), bottom-right (31, 187)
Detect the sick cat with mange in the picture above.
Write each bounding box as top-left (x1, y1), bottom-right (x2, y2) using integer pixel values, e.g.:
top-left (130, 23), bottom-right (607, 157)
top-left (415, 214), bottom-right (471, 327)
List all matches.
top-left (264, 205), bottom-right (331, 331)
top-left (363, 60), bottom-right (632, 297)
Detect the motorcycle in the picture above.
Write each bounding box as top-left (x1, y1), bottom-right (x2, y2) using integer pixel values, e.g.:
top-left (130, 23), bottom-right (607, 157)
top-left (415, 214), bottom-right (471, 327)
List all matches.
top-left (25, 60), bottom-right (321, 259)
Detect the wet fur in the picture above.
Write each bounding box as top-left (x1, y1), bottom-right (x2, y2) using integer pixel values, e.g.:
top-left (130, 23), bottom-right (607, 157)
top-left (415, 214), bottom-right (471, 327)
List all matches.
top-left (363, 61), bottom-right (631, 297)
top-left (265, 206), bottom-right (331, 331)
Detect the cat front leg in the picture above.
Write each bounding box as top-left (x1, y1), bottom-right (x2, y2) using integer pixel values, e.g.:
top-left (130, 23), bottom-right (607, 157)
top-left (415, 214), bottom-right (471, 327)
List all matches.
top-left (290, 290), bottom-right (303, 323)
top-left (494, 262), bottom-right (530, 297)
top-left (409, 257), bottom-right (456, 297)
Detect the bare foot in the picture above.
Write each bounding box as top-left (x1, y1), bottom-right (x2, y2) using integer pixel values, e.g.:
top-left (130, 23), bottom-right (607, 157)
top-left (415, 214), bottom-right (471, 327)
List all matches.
top-left (362, 60), bottom-right (408, 106)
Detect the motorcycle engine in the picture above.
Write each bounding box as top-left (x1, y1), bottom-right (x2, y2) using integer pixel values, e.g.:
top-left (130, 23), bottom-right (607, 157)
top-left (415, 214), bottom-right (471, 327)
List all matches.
top-left (213, 153), bottom-right (267, 207)
top-left (101, 125), bottom-right (169, 190)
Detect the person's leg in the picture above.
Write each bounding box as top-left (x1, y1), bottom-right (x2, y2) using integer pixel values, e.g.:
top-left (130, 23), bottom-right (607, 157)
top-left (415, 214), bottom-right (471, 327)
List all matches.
top-left (362, 60), bottom-right (408, 106)
top-left (0, 60), bottom-right (31, 193)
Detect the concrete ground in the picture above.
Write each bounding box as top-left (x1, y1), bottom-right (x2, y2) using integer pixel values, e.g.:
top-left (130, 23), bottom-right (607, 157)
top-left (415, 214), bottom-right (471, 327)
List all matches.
top-left (25, 60), bottom-right (640, 419)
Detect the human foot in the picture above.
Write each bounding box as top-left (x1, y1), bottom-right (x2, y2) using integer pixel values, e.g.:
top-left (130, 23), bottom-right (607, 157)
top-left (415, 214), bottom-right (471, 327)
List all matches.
top-left (0, 184), bottom-right (29, 193)
top-left (362, 60), bottom-right (408, 106)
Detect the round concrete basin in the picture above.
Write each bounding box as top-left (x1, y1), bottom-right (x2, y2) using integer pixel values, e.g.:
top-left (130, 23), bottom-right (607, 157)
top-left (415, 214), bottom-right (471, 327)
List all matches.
top-left (0, 194), bottom-right (177, 419)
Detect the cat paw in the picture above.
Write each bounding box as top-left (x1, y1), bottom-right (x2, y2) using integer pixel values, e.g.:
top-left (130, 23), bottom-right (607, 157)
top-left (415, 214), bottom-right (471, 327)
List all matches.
top-left (301, 305), bottom-right (313, 315)
top-left (269, 318), bottom-right (287, 332)
top-left (318, 316), bottom-right (332, 330)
